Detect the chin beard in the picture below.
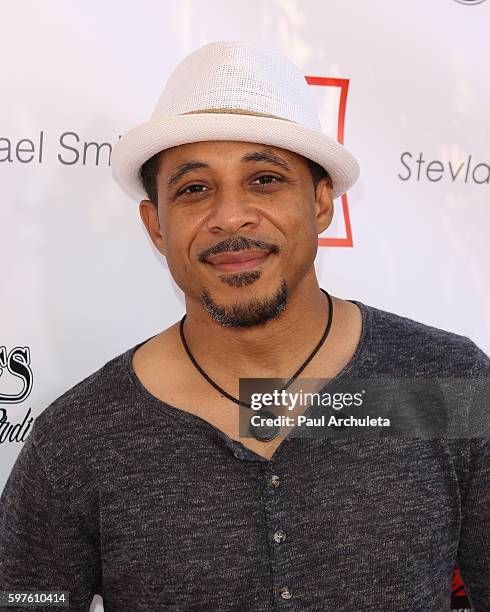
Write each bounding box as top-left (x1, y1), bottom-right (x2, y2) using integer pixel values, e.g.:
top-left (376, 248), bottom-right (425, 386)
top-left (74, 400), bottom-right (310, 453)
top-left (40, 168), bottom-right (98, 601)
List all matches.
top-left (201, 279), bottom-right (288, 328)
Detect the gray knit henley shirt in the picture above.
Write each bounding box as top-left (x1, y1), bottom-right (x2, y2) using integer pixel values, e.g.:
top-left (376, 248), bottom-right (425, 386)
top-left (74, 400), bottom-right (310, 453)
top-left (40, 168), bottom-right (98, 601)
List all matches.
top-left (0, 299), bottom-right (489, 611)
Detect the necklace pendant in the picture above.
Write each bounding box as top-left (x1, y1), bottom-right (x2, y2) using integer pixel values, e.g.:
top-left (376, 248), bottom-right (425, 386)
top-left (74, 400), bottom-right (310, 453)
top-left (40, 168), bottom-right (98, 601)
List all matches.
top-left (248, 410), bottom-right (281, 442)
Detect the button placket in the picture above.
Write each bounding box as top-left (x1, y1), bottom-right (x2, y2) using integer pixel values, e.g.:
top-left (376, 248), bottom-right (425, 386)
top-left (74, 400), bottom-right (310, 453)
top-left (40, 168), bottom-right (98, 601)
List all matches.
top-left (261, 464), bottom-right (295, 606)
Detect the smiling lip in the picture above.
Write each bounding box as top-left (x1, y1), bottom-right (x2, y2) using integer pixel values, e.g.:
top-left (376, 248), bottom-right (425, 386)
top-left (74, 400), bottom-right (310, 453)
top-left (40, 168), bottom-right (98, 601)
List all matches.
top-left (205, 250), bottom-right (271, 272)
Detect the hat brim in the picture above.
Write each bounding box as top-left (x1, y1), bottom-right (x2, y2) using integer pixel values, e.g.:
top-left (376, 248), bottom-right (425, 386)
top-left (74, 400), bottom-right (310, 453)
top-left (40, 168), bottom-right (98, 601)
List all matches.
top-left (111, 113), bottom-right (360, 201)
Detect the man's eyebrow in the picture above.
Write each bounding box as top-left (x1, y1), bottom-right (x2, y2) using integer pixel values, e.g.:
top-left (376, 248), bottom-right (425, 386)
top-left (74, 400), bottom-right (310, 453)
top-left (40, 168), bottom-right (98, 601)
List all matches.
top-left (166, 149), bottom-right (292, 189)
top-left (240, 150), bottom-right (292, 172)
top-left (167, 161), bottom-right (210, 189)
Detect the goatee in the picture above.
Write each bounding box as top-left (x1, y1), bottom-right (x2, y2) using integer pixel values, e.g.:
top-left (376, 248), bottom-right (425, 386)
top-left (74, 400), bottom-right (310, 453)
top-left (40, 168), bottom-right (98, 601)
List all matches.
top-left (201, 279), bottom-right (288, 328)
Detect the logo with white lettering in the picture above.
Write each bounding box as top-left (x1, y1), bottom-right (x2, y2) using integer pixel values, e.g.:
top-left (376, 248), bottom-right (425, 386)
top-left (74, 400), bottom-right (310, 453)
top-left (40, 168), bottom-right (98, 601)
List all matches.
top-left (0, 345), bottom-right (33, 403)
top-left (0, 345), bottom-right (34, 443)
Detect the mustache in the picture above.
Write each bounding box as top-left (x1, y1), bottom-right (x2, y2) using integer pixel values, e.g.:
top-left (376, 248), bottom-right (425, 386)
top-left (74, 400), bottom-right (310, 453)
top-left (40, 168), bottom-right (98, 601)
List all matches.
top-left (198, 235), bottom-right (280, 263)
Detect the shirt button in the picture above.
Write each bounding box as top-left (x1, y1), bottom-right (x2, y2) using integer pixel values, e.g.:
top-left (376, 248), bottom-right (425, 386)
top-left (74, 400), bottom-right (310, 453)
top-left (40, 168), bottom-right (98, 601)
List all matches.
top-left (280, 586), bottom-right (293, 600)
top-left (273, 529), bottom-right (287, 543)
top-left (270, 474), bottom-right (280, 487)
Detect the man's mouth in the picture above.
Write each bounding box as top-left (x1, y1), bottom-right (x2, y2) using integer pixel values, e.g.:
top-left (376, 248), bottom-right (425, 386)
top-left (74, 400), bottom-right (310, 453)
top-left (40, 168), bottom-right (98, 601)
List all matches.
top-left (204, 249), bottom-right (271, 272)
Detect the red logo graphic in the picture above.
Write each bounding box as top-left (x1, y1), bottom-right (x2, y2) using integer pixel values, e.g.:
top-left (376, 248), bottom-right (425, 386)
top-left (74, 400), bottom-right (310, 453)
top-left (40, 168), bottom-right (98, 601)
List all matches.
top-left (306, 76), bottom-right (354, 248)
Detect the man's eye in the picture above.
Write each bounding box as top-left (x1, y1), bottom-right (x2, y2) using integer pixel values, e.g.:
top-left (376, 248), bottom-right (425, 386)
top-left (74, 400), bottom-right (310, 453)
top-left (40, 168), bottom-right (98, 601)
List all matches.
top-left (177, 175), bottom-right (283, 197)
top-left (253, 175), bottom-right (283, 186)
top-left (178, 184), bottom-right (208, 196)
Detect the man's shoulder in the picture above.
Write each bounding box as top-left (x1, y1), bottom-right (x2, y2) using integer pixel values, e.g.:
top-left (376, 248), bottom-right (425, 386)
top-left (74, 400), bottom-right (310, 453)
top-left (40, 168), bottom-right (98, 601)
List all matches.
top-left (360, 300), bottom-right (488, 376)
top-left (30, 339), bottom-right (144, 458)
top-left (365, 300), bottom-right (473, 345)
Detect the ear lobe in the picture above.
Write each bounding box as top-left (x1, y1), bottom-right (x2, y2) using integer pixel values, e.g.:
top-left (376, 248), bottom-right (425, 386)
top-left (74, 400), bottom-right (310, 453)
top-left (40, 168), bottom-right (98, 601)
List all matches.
top-left (315, 178), bottom-right (334, 235)
top-left (139, 199), bottom-right (167, 257)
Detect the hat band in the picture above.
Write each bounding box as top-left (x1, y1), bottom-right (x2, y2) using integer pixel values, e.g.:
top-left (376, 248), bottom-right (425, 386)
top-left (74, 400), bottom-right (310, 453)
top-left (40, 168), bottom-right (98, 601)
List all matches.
top-left (181, 107), bottom-right (296, 123)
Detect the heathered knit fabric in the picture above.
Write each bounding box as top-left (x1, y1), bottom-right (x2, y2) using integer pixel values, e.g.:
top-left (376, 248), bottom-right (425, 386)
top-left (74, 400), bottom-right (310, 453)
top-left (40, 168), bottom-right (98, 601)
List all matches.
top-left (0, 299), bottom-right (489, 611)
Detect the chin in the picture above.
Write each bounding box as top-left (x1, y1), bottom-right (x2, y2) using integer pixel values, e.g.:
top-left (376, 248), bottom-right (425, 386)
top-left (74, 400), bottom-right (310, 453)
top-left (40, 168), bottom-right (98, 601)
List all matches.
top-left (200, 279), bottom-right (289, 329)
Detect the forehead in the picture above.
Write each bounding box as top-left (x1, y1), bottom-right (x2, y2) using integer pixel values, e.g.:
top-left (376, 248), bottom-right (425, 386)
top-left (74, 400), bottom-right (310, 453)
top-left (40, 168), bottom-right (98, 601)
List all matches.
top-left (157, 140), bottom-right (308, 175)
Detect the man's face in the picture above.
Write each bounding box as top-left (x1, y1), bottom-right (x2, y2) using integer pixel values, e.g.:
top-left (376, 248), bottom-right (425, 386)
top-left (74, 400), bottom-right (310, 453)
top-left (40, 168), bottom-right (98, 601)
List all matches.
top-left (139, 140), bottom-right (333, 327)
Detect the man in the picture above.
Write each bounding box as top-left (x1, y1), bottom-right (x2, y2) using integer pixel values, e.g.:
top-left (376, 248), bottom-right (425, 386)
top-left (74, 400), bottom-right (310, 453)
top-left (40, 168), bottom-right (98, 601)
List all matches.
top-left (0, 41), bottom-right (489, 611)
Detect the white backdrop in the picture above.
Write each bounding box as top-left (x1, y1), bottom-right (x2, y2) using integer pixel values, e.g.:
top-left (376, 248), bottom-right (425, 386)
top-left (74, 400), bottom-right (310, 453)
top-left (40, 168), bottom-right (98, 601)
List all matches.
top-left (1, 1), bottom-right (489, 609)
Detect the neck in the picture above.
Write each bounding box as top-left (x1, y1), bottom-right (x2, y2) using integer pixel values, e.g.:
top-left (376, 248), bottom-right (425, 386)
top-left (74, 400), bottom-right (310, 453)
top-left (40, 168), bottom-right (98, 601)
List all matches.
top-left (181, 275), bottom-right (330, 380)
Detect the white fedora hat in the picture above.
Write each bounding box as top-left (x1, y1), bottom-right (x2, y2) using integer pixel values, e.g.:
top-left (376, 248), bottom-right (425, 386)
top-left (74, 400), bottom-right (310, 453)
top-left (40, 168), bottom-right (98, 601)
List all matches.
top-left (111, 41), bottom-right (360, 201)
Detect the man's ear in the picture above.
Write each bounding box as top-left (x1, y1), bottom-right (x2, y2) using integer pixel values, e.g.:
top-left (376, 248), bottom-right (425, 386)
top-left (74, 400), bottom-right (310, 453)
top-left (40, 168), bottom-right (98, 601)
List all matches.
top-left (139, 199), bottom-right (167, 257)
top-left (315, 177), bottom-right (334, 235)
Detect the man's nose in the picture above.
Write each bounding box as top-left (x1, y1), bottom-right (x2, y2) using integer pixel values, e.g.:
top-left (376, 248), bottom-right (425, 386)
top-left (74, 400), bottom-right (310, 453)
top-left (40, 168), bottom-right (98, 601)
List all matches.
top-left (205, 185), bottom-right (261, 234)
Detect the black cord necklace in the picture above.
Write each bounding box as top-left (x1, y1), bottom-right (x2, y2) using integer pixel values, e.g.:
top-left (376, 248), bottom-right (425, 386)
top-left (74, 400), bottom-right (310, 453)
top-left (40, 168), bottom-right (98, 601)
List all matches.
top-left (179, 288), bottom-right (333, 442)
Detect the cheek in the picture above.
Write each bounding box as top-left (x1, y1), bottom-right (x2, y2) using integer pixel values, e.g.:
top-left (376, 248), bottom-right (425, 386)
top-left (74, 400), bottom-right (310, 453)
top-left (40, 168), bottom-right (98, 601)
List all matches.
top-left (282, 205), bottom-right (318, 243)
top-left (162, 247), bottom-right (196, 294)
top-left (160, 218), bottom-right (202, 276)
top-left (282, 212), bottom-right (319, 264)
